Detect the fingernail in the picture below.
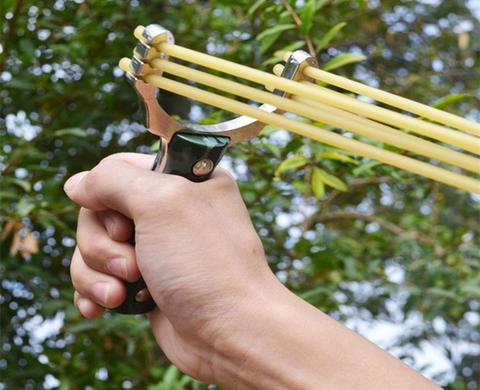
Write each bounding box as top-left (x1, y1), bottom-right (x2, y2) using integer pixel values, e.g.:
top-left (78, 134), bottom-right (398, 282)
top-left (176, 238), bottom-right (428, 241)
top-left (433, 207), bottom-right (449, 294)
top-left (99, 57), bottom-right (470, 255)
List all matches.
top-left (105, 258), bottom-right (127, 279)
top-left (64, 172), bottom-right (87, 194)
top-left (77, 297), bottom-right (90, 313)
top-left (92, 282), bottom-right (111, 305)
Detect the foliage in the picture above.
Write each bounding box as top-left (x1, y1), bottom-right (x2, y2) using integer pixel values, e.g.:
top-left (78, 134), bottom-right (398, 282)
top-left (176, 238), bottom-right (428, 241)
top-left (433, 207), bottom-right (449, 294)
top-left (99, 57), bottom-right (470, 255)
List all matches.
top-left (1, 0), bottom-right (479, 389)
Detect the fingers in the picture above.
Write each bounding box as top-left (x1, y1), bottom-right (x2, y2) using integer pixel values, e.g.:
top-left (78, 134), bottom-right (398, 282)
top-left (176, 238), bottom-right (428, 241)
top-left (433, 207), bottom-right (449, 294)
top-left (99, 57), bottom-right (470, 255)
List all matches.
top-left (96, 209), bottom-right (134, 242)
top-left (64, 153), bottom-right (238, 220)
top-left (76, 208), bottom-right (140, 282)
top-left (70, 246), bottom-right (126, 309)
top-left (64, 153), bottom-right (159, 217)
top-left (74, 291), bottom-right (104, 319)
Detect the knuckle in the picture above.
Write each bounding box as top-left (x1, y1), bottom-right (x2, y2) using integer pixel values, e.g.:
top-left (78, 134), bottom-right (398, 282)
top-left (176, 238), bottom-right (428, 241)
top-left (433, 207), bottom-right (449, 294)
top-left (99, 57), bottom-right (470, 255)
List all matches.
top-left (132, 175), bottom-right (192, 216)
top-left (164, 177), bottom-right (191, 200)
top-left (129, 175), bottom-right (160, 215)
top-left (212, 169), bottom-right (237, 191)
top-left (99, 153), bottom-right (128, 163)
top-left (76, 227), bottom-right (108, 264)
top-left (96, 158), bottom-right (119, 177)
top-left (130, 174), bottom-right (153, 197)
top-left (161, 178), bottom-right (194, 209)
top-left (87, 158), bottom-right (119, 187)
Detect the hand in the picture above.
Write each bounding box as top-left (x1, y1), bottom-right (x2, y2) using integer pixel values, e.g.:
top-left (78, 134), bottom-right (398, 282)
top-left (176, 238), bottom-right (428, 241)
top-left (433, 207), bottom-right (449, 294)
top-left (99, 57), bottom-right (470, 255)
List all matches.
top-left (65, 153), bottom-right (280, 384)
top-left (66, 153), bottom-right (439, 389)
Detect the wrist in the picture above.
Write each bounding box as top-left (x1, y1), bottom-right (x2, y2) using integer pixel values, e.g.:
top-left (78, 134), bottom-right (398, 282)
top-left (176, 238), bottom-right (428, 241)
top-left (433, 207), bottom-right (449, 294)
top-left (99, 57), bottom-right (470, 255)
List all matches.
top-left (208, 273), bottom-right (439, 390)
top-left (209, 272), bottom-right (320, 389)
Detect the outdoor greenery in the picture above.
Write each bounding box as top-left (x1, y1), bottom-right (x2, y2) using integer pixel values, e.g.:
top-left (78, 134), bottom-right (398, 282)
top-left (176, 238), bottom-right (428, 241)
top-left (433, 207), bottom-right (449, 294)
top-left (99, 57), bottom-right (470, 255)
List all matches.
top-left (1, 0), bottom-right (479, 389)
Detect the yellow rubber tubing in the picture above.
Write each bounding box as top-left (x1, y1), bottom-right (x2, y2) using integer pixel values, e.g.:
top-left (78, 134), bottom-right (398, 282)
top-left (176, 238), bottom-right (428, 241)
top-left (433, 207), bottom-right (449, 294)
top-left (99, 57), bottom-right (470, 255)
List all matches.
top-left (131, 32), bottom-right (479, 155)
top-left (134, 25), bottom-right (480, 146)
top-left (301, 65), bottom-right (480, 137)
top-left (149, 58), bottom-right (480, 174)
top-left (142, 75), bottom-right (480, 193)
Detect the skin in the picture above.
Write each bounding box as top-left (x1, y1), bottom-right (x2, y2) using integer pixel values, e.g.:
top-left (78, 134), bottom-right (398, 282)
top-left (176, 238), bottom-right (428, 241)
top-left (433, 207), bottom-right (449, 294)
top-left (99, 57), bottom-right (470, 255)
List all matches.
top-left (65, 152), bottom-right (439, 389)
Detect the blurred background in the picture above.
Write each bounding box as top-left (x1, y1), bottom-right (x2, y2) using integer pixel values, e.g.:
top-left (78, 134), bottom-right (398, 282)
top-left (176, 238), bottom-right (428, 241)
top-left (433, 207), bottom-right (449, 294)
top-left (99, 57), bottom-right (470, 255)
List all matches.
top-left (1, 0), bottom-right (479, 389)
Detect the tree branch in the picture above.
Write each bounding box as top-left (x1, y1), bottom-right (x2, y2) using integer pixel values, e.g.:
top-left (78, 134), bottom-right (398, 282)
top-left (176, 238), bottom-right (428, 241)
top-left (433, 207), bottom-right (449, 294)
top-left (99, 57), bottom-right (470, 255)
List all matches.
top-left (302, 211), bottom-right (434, 244)
top-left (281, 0), bottom-right (317, 58)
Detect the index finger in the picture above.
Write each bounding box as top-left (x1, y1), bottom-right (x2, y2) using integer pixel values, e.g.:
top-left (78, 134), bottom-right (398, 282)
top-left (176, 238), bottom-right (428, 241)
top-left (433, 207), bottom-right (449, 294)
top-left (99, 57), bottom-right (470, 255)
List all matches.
top-left (63, 153), bottom-right (161, 218)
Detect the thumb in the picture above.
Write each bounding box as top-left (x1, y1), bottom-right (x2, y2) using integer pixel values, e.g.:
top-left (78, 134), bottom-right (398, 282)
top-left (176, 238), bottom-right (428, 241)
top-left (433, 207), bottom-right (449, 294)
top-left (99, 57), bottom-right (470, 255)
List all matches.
top-left (64, 153), bottom-right (161, 218)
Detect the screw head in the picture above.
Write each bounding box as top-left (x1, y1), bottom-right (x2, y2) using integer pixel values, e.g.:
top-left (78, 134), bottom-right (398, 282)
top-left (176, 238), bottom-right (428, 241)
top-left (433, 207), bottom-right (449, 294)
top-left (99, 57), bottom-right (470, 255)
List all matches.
top-left (193, 159), bottom-right (214, 176)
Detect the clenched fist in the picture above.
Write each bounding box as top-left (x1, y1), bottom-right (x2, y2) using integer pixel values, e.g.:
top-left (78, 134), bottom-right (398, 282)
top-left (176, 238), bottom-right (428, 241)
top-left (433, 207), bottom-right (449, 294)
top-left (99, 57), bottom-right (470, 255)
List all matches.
top-left (65, 153), bottom-right (438, 390)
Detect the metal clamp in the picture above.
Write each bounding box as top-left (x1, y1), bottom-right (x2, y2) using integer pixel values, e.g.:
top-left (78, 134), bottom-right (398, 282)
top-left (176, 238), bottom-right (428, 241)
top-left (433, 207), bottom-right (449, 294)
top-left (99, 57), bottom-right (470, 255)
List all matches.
top-left (126, 24), bottom-right (318, 146)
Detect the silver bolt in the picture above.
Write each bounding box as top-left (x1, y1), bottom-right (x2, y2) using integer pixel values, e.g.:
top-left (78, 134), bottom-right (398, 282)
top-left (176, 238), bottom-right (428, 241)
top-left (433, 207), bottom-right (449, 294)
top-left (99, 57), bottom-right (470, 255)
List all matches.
top-left (135, 288), bottom-right (151, 302)
top-left (193, 158), bottom-right (214, 176)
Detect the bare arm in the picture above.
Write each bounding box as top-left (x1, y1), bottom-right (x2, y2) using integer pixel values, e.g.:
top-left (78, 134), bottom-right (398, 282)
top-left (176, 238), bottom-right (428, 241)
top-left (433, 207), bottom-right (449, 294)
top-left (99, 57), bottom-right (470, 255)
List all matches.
top-left (65, 153), bottom-right (439, 390)
top-left (211, 277), bottom-right (438, 389)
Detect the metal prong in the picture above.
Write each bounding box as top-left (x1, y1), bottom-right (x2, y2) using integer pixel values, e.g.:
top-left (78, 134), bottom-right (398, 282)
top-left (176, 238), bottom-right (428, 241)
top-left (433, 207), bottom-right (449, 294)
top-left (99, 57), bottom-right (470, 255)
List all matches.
top-left (134, 41), bottom-right (152, 60)
top-left (142, 24), bottom-right (175, 46)
top-left (131, 57), bottom-right (154, 77)
top-left (124, 27), bottom-right (318, 145)
top-left (125, 71), bottom-right (138, 85)
top-left (281, 50), bottom-right (318, 84)
top-left (129, 77), bottom-right (182, 139)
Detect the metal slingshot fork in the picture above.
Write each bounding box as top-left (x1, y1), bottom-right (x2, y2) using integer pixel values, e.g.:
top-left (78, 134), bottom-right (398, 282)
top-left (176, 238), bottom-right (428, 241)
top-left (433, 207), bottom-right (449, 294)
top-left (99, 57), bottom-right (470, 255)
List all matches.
top-left (115, 24), bottom-right (318, 314)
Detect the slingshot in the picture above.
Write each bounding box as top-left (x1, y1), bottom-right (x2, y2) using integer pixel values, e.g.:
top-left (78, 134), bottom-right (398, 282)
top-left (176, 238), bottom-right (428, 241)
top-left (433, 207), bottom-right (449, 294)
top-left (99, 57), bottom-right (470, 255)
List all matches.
top-left (115, 24), bottom-right (480, 314)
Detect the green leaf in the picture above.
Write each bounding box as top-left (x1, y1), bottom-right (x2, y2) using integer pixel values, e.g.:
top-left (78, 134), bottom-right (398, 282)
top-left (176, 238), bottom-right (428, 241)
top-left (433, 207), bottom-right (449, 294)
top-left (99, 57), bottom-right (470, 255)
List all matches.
top-left (352, 161), bottom-right (381, 176)
top-left (292, 179), bottom-right (306, 193)
top-left (257, 24), bottom-right (296, 41)
top-left (54, 128), bottom-right (88, 138)
top-left (313, 167), bottom-right (347, 191)
top-left (257, 24), bottom-right (296, 53)
top-left (276, 40), bottom-right (307, 57)
top-left (315, 0), bottom-right (330, 11)
top-left (150, 366), bottom-right (163, 380)
top-left (5, 178), bottom-right (32, 192)
top-left (7, 78), bottom-right (35, 90)
top-left (312, 168), bottom-right (326, 199)
top-left (262, 41), bottom-right (306, 66)
top-left (264, 142), bottom-right (282, 158)
top-left (19, 39), bottom-right (35, 57)
top-left (275, 155), bottom-right (309, 178)
top-left (248, 0), bottom-right (267, 15)
top-left (163, 365), bottom-right (180, 384)
top-left (16, 198), bottom-right (35, 217)
top-left (317, 151), bottom-right (359, 164)
top-left (150, 139), bottom-right (161, 151)
top-left (179, 375), bottom-right (193, 385)
top-left (432, 93), bottom-right (471, 109)
top-left (199, 110), bottom-right (225, 124)
top-left (323, 52), bottom-right (366, 71)
top-left (300, 285), bottom-right (330, 300)
top-left (260, 124), bottom-right (282, 136)
top-left (299, 0), bottom-right (316, 35)
top-left (59, 378), bottom-right (72, 390)
top-left (2, 0), bottom-right (16, 12)
top-left (315, 22), bottom-right (347, 52)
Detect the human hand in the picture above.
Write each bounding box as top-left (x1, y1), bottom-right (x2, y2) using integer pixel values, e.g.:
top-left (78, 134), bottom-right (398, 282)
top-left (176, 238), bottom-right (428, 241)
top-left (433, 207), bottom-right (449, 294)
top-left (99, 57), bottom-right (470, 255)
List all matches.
top-left (65, 153), bottom-right (280, 384)
top-left (66, 152), bottom-right (439, 390)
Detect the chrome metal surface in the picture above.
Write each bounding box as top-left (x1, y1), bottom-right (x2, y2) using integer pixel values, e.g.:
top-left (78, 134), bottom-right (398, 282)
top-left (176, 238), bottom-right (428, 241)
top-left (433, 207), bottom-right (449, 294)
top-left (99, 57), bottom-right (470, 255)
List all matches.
top-left (192, 159), bottom-right (214, 176)
top-left (131, 78), bottom-right (182, 138)
top-left (142, 24), bottom-right (175, 46)
top-left (125, 25), bottom-right (318, 144)
top-left (282, 50), bottom-right (318, 84)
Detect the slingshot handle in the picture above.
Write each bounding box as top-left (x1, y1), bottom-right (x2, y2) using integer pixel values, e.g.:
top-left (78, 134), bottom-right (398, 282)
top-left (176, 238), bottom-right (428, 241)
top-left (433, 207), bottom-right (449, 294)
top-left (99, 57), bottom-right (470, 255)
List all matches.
top-left (113, 131), bottom-right (230, 314)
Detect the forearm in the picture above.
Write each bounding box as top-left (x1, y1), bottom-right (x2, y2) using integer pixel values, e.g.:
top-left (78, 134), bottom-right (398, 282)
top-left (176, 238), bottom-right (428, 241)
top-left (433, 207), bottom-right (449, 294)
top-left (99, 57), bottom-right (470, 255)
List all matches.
top-left (212, 275), bottom-right (439, 390)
